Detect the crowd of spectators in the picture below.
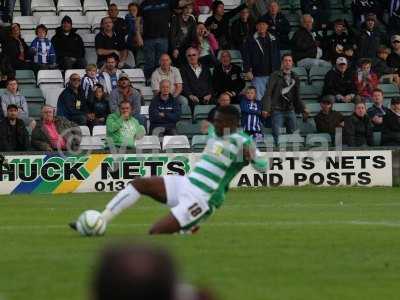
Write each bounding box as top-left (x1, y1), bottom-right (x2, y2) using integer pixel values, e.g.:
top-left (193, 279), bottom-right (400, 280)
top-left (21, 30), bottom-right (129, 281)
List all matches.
top-left (2, 0), bottom-right (400, 152)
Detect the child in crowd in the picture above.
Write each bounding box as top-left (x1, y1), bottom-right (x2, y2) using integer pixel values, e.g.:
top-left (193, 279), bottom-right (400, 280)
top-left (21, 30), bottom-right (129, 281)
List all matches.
top-left (240, 86), bottom-right (263, 140)
top-left (87, 84), bottom-right (110, 134)
top-left (30, 24), bottom-right (56, 70)
top-left (81, 64), bottom-right (99, 99)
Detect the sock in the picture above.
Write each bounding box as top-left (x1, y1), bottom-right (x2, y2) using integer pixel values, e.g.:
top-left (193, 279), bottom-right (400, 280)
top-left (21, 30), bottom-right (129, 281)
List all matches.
top-left (101, 184), bottom-right (141, 223)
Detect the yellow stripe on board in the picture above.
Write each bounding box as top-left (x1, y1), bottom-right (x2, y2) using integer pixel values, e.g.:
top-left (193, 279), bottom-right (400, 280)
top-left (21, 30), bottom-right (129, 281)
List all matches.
top-left (53, 154), bottom-right (108, 194)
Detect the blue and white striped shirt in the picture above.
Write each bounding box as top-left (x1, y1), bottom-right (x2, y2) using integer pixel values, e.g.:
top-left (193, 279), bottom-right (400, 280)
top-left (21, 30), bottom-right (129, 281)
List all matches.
top-left (81, 74), bottom-right (99, 99)
top-left (30, 37), bottom-right (56, 65)
top-left (240, 96), bottom-right (263, 133)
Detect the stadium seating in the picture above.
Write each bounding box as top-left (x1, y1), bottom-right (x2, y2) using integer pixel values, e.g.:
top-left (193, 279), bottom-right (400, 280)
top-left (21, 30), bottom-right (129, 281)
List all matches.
top-left (256, 135), bottom-right (275, 151)
top-left (305, 133), bottom-right (332, 147)
top-left (92, 125), bottom-right (106, 137)
top-left (81, 33), bottom-right (96, 47)
top-left (38, 16), bottom-right (61, 31)
top-left (57, 0), bottom-right (83, 17)
top-left (373, 132), bottom-right (382, 146)
top-left (162, 135), bottom-right (191, 152)
top-left (91, 15), bottom-right (106, 34)
top-left (139, 86), bottom-right (154, 102)
top-left (64, 15), bottom-right (91, 34)
top-left (22, 33), bottom-right (36, 44)
top-left (140, 106), bottom-right (149, 117)
top-left (13, 16), bottom-right (37, 32)
top-left (79, 125), bottom-right (91, 136)
top-left (193, 105), bottom-right (214, 121)
top-left (80, 136), bottom-right (105, 150)
top-left (42, 86), bottom-right (64, 109)
top-left (176, 121), bottom-right (202, 139)
top-left (292, 66), bottom-right (308, 83)
top-left (135, 135), bottom-right (161, 152)
top-left (277, 134), bottom-right (305, 149)
top-left (309, 65), bottom-right (332, 83)
top-left (37, 70), bottom-right (64, 87)
top-left (84, 0), bottom-right (108, 21)
top-left (191, 135), bottom-right (208, 152)
top-left (180, 103), bottom-right (192, 120)
top-left (296, 118), bottom-right (317, 135)
top-left (122, 69), bottom-right (146, 87)
top-left (16, 70), bottom-right (36, 87)
top-left (300, 83), bottom-right (320, 101)
top-left (378, 84), bottom-right (400, 99)
top-left (31, 0), bottom-right (57, 16)
top-left (333, 103), bottom-right (354, 116)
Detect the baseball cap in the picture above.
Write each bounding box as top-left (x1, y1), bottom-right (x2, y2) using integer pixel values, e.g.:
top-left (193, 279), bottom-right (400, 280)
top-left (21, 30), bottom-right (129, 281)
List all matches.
top-left (391, 98), bottom-right (400, 105)
top-left (391, 35), bottom-right (400, 43)
top-left (118, 73), bottom-right (130, 81)
top-left (7, 104), bottom-right (18, 110)
top-left (61, 15), bottom-right (72, 25)
top-left (336, 57), bottom-right (347, 65)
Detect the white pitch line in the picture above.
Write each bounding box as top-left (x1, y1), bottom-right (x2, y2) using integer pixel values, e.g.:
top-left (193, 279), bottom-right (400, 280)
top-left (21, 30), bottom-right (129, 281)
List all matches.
top-left (1, 220), bottom-right (400, 230)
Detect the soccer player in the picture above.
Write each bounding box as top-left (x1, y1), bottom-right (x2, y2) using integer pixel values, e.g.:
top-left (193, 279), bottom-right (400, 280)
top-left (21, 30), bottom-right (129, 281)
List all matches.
top-left (70, 105), bottom-right (267, 234)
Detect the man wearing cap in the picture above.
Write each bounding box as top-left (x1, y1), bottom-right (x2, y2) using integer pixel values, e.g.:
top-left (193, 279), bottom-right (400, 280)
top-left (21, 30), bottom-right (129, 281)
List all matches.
top-left (315, 95), bottom-right (344, 139)
top-left (387, 35), bottom-right (400, 69)
top-left (323, 57), bottom-right (356, 103)
top-left (57, 73), bottom-right (87, 126)
top-left (243, 18), bottom-right (280, 100)
top-left (323, 19), bottom-right (355, 63)
top-left (357, 13), bottom-right (386, 59)
top-left (0, 104), bottom-right (30, 152)
top-left (291, 14), bottom-right (331, 70)
top-left (52, 15), bottom-right (86, 70)
top-left (108, 73), bottom-right (143, 125)
top-left (382, 97), bottom-right (400, 145)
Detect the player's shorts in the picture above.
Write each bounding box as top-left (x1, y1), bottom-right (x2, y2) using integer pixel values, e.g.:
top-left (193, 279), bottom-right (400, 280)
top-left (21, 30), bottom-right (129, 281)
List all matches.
top-left (163, 175), bottom-right (214, 230)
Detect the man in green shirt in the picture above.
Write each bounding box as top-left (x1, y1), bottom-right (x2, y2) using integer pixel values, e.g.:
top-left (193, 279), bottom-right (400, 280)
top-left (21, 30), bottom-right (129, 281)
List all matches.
top-left (71, 105), bottom-right (267, 235)
top-left (106, 100), bottom-right (146, 148)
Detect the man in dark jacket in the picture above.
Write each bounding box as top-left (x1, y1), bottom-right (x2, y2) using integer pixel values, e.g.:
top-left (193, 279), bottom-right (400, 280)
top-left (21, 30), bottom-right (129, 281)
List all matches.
top-left (212, 50), bottom-right (245, 104)
top-left (373, 46), bottom-right (399, 83)
top-left (149, 80), bottom-right (181, 135)
top-left (180, 47), bottom-right (213, 113)
top-left (367, 88), bottom-right (389, 132)
top-left (314, 95), bottom-right (344, 139)
top-left (300, 0), bottom-right (330, 30)
top-left (243, 18), bottom-right (280, 100)
top-left (108, 3), bottom-right (128, 38)
top-left (291, 14), bottom-right (331, 69)
top-left (352, 0), bottom-right (384, 26)
top-left (357, 14), bottom-right (386, 59)
top-left (57, 73), bottom-right (87, 125)
top-left (343, 102), bottom-right (373, 147)
top-left (51, 16), bottom-right (86, 70)
top-left (262, 54), bottom-right (308, 140)
top-left (382, 97), bottom-right (400, 145)
top-left (323, 19), bottom-right (356, 63)
top-left (259, 1), bottom-right (290, 49)
top-left (230, 7), bottom-right (255, 51)
top-left (387, 34), bottom-right (400, 69)
top-left (0, 104), bottom-right (29, 151)
top-left (322, 57), bottom-right (356, 102)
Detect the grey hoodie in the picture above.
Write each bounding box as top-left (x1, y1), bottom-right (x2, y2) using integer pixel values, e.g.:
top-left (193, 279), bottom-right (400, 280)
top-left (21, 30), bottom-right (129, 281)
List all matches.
top-left (1, 90), bottom-right (30, 125)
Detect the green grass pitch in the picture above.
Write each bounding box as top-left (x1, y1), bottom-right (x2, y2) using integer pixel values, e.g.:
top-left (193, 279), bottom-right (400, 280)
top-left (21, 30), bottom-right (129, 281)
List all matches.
top-left (1, 187), bottom-right (400, 300)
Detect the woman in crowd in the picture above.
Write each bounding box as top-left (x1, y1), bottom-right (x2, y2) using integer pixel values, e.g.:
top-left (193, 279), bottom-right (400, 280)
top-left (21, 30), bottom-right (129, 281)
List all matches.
top-left (3, 23), bottom-right (32, 70)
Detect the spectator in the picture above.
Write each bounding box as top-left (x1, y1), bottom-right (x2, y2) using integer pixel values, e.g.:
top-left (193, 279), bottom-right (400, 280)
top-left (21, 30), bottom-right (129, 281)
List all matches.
top-left (180, 47), bottom-right (213, 114)
top-left (3, 23), bottom-right (31, 70)
top-left (189, 23), bottom-right (219, 68)
top-left (323, 19), bottom-right (356, 63)
top-left (388, 7), bottom-right (400, 37)
top-left (204, 0), bottom-right (250, 49)
top-left (314, 95), bottom-right (344, 139)
top-left (81, 64), bottom-right (100, 99)
top-left (170, 4), bottom-right (197, 64)
top-left (149, 80), bottom-right (181, 135)
top-left (106, 101), bottom-right (145, 148)
top-left (291, 14), bottom-right (331, 70)
top-left (212, 50), bottom-right (245, 104)
top-left (382, 97), bottom-right (400, 145)
top-left (125, 2), bottom-right (143, 60)
top-left (240, 86), bottom-right (263, 140)
top-left (140, 0), bottom-right (185, 79)
top-left (1, 79), bottom-right (35, 128)
top-left (354, 58), bottom-right (379, 102)
top-left (387, 34), bottom-right (400, 69)
top-left (343, 102), bottom-right (373, 146)
top-left (230, 7), bottom-right (255, 51)
top-left (243, 19), bottom-right (280, 100)
top-left (207, 92), bottom-right (231, 122)
top-left (323, 57), bottom-right (356, 103)
top-left (0, 52), bottom-right (15, 88)
top-left (357, 14), bottom-right (386, 60)
top-left (108, 73), bottom-right (142, 123)
top-left (99, 55), bottom-right (123, 94)
top-left (259, 1), bottom-right (290, 49)
top-left (262, 54), bottom-right (308, 140)
top-left (151, 54), bottom-right (184, 102)
top-left (342, 44), bottom-right (358, 71)
top-left (301, 0), bottom-right (330, 29)
top-left (351, 0), bottom-right (384, 27)
top-left (0, 104), bottom-right (29, 151)
top-left (31, 105), bottom-right (82, 151)
top-left (367, 88), bottom-right (388, 132)
top-left (30, 24), bottom-right (57, 70)
top-left (52, 16), bottom-right (86, 70)
top-left (92, 244), bottom-right (177, 300)
top-left (374, 46), bottom-right (400, 85)
top-left (108, 3), bottom-right (128, 38)
top-left (87, 84), bottom-right (110, 134)
top-left (57, 73), bottom-right (87, 125)
top-left (95, 17), bottom-right (128, 68)
top-left (193, 0), bottom-right (213, 15)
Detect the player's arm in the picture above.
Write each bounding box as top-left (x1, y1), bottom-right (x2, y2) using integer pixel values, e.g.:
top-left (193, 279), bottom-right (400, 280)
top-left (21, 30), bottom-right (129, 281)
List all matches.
top-left (243, 141), bottom-right (268, 173)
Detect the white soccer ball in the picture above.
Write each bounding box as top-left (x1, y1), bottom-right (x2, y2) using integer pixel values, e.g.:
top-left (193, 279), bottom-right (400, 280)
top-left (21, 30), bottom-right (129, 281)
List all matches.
top-left (76, 210), bottom-right (106, 237)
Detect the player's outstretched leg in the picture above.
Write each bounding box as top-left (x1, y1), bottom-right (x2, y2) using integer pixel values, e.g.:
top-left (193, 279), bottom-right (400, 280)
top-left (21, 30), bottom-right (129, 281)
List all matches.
top-left (101, 177), bottom-right (168, 223)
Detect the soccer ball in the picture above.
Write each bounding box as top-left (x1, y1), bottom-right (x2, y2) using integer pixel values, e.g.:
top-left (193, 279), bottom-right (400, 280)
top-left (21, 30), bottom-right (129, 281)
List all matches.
top-left (76, 210), bottom-right (106, 236)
